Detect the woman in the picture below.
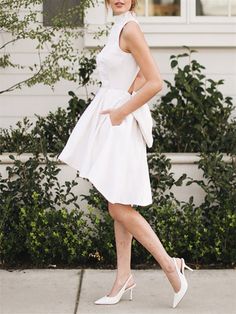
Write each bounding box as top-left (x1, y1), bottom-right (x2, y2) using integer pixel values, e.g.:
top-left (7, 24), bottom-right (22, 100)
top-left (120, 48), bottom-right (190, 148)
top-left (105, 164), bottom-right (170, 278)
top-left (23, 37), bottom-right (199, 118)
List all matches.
top-left (58, 0), bottom-right (193, 308)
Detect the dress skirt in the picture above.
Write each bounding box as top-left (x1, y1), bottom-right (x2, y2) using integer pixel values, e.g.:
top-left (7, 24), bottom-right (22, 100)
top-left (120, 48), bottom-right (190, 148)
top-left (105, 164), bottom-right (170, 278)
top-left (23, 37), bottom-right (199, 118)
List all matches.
top-left (58, 87), bottom-right (153, 207)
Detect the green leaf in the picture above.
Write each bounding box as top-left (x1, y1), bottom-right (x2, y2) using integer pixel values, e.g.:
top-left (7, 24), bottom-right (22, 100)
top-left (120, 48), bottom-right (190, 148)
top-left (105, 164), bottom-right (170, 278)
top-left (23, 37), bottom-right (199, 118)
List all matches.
top-left (171, 60), bottom-right (178, 68)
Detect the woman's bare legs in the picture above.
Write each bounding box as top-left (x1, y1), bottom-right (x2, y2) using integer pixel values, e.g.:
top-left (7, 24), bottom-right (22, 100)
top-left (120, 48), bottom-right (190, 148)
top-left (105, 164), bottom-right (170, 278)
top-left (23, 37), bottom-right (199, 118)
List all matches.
top-left (107, 202), bottom-right (182, 296)
top-left (108, 220), bottom-right (135, 296)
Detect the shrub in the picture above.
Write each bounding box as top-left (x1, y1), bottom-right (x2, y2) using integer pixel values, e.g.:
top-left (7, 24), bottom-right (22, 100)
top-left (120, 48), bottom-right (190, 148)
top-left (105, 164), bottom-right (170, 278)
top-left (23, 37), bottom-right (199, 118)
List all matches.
top-left (151, 47), bottom-right (236, 153)
top-left (137, 200), bottom-right (207, 268)
top-left (148, 152), bottom-right (187, 205)
top-left (17, 199), bottom-right (91, 267)
top-left (0, 154), bottom-right (81, 267)
top-left (0, 91), bottom-right (91, 155)
top-left (1, 153), bottom-right (236, 268)
top-left (186, 153), bottom-right (236, 265)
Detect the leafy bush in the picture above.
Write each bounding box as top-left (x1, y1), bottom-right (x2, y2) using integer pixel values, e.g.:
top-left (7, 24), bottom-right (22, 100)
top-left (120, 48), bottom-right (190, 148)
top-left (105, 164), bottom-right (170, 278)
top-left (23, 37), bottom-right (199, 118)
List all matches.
top-left (0, 154), bottom-right (81, 266)
top-left (85, 206), bottom-right (116, 266)
top-left (148, 153), bottom-right (187, 205)
top-left (0, 152), bottom-right (236, 268)
top-left (0, 91), bottom-right (91, 155)
top-left (151, 47), bottom-right (236, 153)
top-left (186, 153), bottom-right (236, 265)
top-left (137, 201), bottom-right (207, 267)
top-left (81, 153), bottom-right (236, 268)
top-left (17, 199), bottom-right (91, 267)
top-left (0, 153), bottom-right (116, 268)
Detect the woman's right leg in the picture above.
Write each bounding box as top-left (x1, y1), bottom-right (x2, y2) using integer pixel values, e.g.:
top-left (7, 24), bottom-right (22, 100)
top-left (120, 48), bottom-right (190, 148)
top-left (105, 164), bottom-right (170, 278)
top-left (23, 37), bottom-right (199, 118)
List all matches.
top-left (108, 219), bottom-right (135, 296)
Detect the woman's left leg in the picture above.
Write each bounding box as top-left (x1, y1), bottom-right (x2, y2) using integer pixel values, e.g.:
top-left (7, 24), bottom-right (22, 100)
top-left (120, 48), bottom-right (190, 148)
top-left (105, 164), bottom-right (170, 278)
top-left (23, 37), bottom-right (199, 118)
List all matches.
top-left (108, 219), bottom-right (135, 296)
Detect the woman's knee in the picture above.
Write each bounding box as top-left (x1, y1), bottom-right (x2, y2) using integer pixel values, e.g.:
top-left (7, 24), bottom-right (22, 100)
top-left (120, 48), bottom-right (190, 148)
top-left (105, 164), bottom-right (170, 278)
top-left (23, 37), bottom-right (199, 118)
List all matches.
top-left (108, 202), bottom-right (120, 220)
top-left (108, 202), bottom-right (128, 221)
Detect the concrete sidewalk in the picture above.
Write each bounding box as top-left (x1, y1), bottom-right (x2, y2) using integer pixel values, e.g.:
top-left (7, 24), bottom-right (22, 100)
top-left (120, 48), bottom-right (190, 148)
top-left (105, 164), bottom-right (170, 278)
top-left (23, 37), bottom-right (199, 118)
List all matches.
top-left (0, 268), bottom-right (236, 314)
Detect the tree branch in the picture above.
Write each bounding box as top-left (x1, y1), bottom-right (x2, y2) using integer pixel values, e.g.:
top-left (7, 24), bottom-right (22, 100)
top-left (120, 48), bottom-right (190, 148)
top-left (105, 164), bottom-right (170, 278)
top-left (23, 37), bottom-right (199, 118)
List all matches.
top-left (0, 38), bottom-right (19, 50)
top-left (0, 67), bottom-right (43, 94)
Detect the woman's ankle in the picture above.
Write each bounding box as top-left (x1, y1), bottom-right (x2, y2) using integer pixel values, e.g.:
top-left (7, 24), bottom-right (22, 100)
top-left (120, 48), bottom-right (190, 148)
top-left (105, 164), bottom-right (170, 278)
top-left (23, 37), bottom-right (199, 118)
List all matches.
top-left (162, 257), bottom-right (177, 274)
top-left (116, 271), bottom-right (133, 284)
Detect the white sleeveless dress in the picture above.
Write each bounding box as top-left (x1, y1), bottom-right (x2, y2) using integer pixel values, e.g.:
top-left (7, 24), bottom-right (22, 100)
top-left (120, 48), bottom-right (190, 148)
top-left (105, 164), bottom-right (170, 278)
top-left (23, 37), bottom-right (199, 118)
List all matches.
top-left (58, 10), bottom-right (154, 206)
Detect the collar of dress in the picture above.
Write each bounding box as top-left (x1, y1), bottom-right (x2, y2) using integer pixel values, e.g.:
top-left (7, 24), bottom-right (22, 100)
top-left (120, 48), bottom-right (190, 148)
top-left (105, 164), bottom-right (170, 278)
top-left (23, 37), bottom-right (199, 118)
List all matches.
top-left (113, 10), bottom-right (136, 24)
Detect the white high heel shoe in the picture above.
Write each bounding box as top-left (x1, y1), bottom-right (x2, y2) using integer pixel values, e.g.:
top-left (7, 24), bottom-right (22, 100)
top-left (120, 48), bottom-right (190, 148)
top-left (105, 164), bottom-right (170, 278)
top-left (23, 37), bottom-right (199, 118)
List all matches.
top-left (94, 274), bottom-right (136, 305)
top-left (172, 257), bottom-right (194, 308)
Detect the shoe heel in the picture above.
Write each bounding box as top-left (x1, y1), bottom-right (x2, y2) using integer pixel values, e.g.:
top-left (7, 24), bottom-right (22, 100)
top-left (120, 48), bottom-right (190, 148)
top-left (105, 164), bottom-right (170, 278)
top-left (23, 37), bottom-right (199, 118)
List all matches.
top-left (129, 288), bottom-right (133, 301)
top-left (183, 260), bottom-right (194, 271)
top-left (127, 283), bottom-right (136, 301)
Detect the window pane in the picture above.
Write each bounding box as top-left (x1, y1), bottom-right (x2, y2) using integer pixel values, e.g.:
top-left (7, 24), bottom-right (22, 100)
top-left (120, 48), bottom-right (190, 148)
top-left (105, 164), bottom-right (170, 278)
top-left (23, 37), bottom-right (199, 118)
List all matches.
top-left (149, 0), bottom-right (180, 16)
top-left (196, 0), bottom-right (228, 16)
top-left (232, 0), bottom-right (236, 16)
top-left (136, 0), bottom-right (181, 17)
top-left (136, 0), bottom-right (146, 16)
top-left (43, 0), bottom-right (83, 27)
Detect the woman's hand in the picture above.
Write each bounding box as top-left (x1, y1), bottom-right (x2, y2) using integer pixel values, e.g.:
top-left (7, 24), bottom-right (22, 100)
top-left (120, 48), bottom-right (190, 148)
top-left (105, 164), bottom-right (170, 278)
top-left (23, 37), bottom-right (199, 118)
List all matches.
top-left (100, 108), bottom-right (126, 126)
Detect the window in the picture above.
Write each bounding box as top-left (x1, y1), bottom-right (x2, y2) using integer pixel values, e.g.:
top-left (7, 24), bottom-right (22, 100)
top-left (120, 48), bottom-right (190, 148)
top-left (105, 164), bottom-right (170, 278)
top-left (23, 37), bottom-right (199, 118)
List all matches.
top-left (190, 0), bottom-right (236, 23)
top-left (84, 0), bottom-right (236, 47)
top-left (43, 0), bottom-right (83, 27)
top-left (196, 0), bottom-right (236, 16)
top-left (136, 0), bottom-right (186, 23)
top-left (136, 0), bottom-right (181, 17)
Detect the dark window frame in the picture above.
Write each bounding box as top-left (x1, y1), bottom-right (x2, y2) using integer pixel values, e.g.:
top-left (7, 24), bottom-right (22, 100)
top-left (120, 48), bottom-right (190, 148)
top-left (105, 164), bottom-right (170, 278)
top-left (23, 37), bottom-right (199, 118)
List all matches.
top-left (43, 0), bottom-right (83, 27)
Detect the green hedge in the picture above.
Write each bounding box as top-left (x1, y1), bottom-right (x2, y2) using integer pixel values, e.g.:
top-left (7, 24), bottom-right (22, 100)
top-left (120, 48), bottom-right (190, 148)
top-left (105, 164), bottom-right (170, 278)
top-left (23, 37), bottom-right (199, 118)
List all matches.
top-left (0, 153), bottom-right (235, 268)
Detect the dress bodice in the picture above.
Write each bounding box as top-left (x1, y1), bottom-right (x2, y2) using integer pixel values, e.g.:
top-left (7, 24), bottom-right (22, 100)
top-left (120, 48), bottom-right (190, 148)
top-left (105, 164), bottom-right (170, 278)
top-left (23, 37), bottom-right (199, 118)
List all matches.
top-left (96, 11), bottom-right (140, 92)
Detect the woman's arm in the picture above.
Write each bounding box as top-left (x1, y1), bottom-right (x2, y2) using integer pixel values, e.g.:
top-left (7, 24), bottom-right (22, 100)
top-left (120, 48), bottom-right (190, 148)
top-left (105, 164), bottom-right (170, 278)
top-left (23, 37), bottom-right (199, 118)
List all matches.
top-left (128, 70), bottom-right (146, 94)
top-left (118, 21), bottom-right (163, 117)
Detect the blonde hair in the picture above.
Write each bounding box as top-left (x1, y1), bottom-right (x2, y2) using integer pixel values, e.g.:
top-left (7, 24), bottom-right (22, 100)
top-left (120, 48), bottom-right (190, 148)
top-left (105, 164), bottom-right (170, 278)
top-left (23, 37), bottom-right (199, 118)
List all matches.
top-left (104, 0), bottom-right (137, 12)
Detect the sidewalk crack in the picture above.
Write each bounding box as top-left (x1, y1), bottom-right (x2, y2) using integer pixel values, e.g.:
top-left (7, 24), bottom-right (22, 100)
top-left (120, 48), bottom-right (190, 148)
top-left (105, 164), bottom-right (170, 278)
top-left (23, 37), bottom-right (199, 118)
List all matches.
top-left (73, 268), bottom-right (84, 314)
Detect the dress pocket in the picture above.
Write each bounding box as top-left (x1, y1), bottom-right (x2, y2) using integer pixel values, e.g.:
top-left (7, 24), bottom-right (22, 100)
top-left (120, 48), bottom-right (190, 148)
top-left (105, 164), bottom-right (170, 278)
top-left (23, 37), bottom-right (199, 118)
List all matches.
top-left (107, 114), bottom-right (123, 127)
